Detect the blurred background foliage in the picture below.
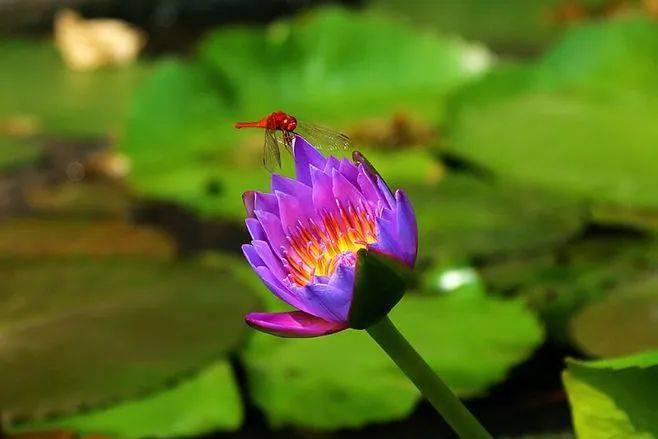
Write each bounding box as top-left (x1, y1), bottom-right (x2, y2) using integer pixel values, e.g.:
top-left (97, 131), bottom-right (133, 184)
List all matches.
top-left (1, 0), bottom-right (658, 438)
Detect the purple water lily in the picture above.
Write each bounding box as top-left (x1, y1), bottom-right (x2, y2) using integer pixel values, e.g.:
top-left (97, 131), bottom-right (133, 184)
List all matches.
top-left (242, 136), bottom-right (417, 337)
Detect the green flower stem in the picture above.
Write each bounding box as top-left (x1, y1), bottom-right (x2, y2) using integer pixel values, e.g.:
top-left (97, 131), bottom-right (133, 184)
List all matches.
top-left (367, 316), bottom-right (492, 439)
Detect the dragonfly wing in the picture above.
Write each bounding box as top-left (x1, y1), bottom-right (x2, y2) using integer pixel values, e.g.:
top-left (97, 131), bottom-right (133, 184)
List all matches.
top-left (282, 130), bottom-right (294, 154)
top-left (263, 129), bottom-right (282, 172)
top-left (295, 120), bottom-right (351, 152)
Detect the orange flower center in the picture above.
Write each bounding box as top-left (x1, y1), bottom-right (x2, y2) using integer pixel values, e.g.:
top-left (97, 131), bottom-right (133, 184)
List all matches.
top-left (284, 203), bottom-right (378, 286)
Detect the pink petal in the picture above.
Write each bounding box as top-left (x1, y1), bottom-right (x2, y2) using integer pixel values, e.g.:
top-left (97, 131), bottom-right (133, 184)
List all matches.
top-left (245, 311), bottom-right (348, 338)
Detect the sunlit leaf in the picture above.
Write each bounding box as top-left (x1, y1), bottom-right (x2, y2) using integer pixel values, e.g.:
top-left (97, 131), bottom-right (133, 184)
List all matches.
top-left (446, 17), bottom-right (658, 208)
top-left (563, 350), bottom-right (658, 438)
top-left (242, 270), bottom-right (543, 429)
top-left (121, 7), bottom-right (491, 219)
top-left (8, 361), bottom-right (242, 438)
top-left (0, 39), bottom-right (149, 137)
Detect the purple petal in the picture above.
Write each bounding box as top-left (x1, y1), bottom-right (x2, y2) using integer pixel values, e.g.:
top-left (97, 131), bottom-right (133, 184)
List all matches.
top-left (324, 156), bottom-right (341, 173)
top-left (245, 218), bottom-right (266, 242)
top-left (254, 210), bottom-right (287, 257)
top-left (245, 311), bottom-right (347, 338)
top-left (328, 262), bottom-right (356, 294)
top-left (332, 169), bottom-right (366, 208)
top-left (253, 266), bottom-right (307, 312)
top-left (252, 240), bottom-right (286, 279)
top-left (293, 136), bottom-right (326, 186)
top-left (242, 244), bottom-right (264, 269)
top-left (275, 190), bottom-right (307, 233)
top-left (310, 166), bottom-right (335, 213)
top-left (339, 158), bottom-right (359, 186)
top-left (303, 281), bottom-right (352, 323)
top-left (356, 165), bottom-right (382, 208)
top-left (255, 192), bottom-right (279, 216)
top-left (370, 216), bottom-right (403, 261)
top-left (272, 174), bottom-right (313, 205)
top-left (376, 176), bottom-right (395, 210)
top-left (395, 189), bottom-right (418, 267)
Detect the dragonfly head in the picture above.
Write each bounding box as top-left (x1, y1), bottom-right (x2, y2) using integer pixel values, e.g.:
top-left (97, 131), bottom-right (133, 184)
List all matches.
top-left (271, 111), bottom-right (297, 132)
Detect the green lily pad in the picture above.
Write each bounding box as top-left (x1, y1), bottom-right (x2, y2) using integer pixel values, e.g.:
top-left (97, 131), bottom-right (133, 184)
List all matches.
top-left (0, 256), bottom-right (258, 423)
top-left (481, 236), bottom-right (658, 342)
top-left (562, 350), bottom-right (658, 438)
top-left (120, 7), bottom-right (490, 219)
top-left (0, 39), bottom-right (149, 137)
top-left (7, 361), bottom-right (242, 438)
top-left (570, 275), bottom-right (658, 357)
top-left (408, 173), bottom-right (585, 261)
top-left (199, 7), bottom-right (491, 123)
top-left (370, 0), bottom-right (568, 54)
top-left (242, 270), bottom-right (543, 429)
top-left (446, 16), bottom-right (658, 208)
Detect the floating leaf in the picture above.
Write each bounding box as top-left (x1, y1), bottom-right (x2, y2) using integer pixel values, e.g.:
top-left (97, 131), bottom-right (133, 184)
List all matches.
top-left (563, 350), bottom-right (658, 438)
top-left (8, 361), bottom-right (242, 438)
top-left (121, 7), bottom-right (490, 219)
top-left (570, 275), bottom-right (658, 357)
top-left (0, 39), bottom-right (149, 137)
top-left (370, 0), bottom-right (597, 54)
top-left (446, 17), bottom-right (658, 208)
top-left (482, 236), bottom-right (658, 342)
top-left (0, 256), bottom-right (258, 423)
top-left (199, 7), bottom-right (491, 122)
top-left (242, 270), bottom-right (542, 429)
top-left (409, 173), bottom-right (584, 260)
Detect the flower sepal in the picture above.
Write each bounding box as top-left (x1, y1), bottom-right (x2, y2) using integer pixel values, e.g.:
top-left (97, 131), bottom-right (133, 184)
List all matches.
top-left (347, 248), bottom-right (412, 329)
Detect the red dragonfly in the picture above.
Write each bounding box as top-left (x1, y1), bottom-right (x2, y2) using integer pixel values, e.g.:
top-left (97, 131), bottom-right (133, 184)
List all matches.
top-left (235, 111), bottom-right (351, 171)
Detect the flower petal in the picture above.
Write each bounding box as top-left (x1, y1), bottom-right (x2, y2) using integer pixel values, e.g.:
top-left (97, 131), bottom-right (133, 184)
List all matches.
top-left (253, 266), bottom-right (307, 312)
top-left (310, 166), bottom-right (335, 213)
top-left (293, 136), bottom-right (326, 185)
top-left (376, 176), bottom-right (395, 209)
top-left (254, 192), bottom-right (279, 216)
top-left (395, 189), bottom-right (418, 267)
top-left (332, 168), bottom-right (367, 208)
top-left (369, 216), bottom-right (404, 263)
top-left (303, 280), bottom-right (353, 323)
top-left (252, 240), bottom-right (286, 279)
top-left (339, 157), bottom-right (359, 186)
top-left (245, 218), bottom-right (266, 241)
top-left (275, 190), bottom-right (306, 233)
top-left (356, 164), bottom-right (382, 209)
top-left (272, 174), bottom-right (312, 203)
top-left (245, 311), bottom-right (347, 338)
top-left (254, 210), bottom-right (286, 257)
top-left (324, 156), bottom-right (341, 173)
top-left (242, 244), bottom-right (264, 269)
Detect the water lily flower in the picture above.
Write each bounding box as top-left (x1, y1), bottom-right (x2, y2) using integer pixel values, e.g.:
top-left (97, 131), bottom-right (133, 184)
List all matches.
top-left (239, 134), bottom-right (491, 438)
top-left (242, 135), bottom-right (417, 337)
